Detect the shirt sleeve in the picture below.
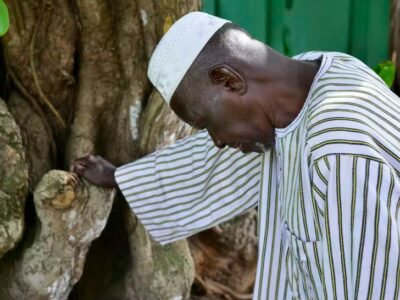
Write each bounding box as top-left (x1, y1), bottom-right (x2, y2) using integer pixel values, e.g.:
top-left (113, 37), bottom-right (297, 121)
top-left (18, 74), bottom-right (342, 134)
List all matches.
top-left (315, 154), bottom-right (400, 299)
top-left (115, 130), bottom-right (263, 245)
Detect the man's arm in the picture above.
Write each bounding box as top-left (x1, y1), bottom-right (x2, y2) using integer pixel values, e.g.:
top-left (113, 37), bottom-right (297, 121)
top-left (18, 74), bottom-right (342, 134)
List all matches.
top-left (72, 130), bottom-right (263, 245)
top-left (314, 155), bottom-right (400, 299)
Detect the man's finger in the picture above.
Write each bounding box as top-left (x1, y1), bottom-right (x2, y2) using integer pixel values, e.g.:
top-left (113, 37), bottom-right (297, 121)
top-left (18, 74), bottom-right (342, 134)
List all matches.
top-left (66, 172), bottom-right (81, 188)
top-left (70, 155), bottom-right (94, 170)
top-left (87, 154), bottom-right (99, 164)
top-left (73, 154), bottom-right (99, 169)
top-left (71, 157), bottom-right (88, 166)
top-left (71, 164), bottom-right (87, 176)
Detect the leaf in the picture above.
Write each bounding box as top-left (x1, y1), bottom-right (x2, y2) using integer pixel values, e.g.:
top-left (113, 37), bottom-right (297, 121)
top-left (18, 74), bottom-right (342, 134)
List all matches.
top-left (0, 0), bottom-right (9, 37)
top-left (373, 61), bottom-right (396, 88)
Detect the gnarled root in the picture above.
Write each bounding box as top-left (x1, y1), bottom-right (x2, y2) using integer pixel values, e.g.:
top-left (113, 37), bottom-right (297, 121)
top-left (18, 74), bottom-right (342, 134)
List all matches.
top-left (0, 170), bottom-right (115, 300)
top-left (0, 98), bottom-right (28, 259)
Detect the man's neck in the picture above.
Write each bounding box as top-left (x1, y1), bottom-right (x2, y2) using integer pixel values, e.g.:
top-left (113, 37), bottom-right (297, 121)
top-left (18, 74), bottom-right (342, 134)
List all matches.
top-left (265, 57), bottom-right (321, 129)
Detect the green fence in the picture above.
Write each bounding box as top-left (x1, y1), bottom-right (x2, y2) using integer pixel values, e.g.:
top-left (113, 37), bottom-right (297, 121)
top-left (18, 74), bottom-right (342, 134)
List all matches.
top-left (202, 0), bottom-right (390, 67)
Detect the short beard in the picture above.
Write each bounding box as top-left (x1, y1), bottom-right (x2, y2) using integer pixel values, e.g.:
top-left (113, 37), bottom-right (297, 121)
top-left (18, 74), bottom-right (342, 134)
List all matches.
top-left (254, 142), bottom-right (270, 153)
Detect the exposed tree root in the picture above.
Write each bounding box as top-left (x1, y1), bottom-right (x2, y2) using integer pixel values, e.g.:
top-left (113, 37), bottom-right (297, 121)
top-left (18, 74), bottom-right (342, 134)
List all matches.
top-left (0, 98), bottom-right (28, 258)
top-left (0, 170), bottom-right (115, 300)
top-left (4, 55), bottom-right (57, 167)
top-left (195, 275), bottom-right (253, 300)
top-left (29, 0), bottom-right (66, 128)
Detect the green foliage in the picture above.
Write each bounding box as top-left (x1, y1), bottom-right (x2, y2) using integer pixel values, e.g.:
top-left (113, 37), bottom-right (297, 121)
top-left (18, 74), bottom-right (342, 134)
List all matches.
top-left (373, 61), bottom-right (396, 88)
top-left (0, 0), bottom-right (9, 37)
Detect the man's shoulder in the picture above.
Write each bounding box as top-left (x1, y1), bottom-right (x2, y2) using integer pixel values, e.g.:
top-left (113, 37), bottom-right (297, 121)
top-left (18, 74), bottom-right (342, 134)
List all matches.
top-left (305, 96), bottom-right (400, 163)
top-left (294, 51), bottom-right (363, 64)
top-left (305, 51), bottom-right (395, 121)
top-left (293, 51), bottom-right (351, 61)
top-left (294, 51), bottom-right (381, 81)
top-left (299, 51), bottom-right (400, 163)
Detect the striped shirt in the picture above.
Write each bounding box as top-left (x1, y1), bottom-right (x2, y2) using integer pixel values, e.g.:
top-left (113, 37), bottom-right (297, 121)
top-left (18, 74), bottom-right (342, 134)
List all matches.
top-left (115, 51), bottom-right (400, 299)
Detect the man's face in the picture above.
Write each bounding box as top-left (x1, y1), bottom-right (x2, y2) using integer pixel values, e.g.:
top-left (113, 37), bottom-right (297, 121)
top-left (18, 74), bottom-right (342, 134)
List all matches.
top-left (171, 87), bottom-right (275, 153)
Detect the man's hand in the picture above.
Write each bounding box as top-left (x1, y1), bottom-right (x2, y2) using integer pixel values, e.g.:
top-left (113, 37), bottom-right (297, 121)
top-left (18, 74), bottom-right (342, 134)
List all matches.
top-left (70, 155), bottom-right (117, 188)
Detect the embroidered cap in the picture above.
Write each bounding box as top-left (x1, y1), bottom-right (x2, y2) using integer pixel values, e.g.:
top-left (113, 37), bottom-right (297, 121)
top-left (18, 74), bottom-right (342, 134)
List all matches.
top-left (147, 12), bottom-right (230, 104)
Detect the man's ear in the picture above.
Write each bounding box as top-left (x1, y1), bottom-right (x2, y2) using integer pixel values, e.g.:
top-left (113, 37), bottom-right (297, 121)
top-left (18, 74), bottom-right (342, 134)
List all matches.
top-left (209, 64), bottom-right (247, 94)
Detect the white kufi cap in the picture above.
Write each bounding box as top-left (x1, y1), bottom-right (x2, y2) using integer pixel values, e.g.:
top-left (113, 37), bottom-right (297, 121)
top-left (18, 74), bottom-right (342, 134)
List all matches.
top-left (147, 12), bottom-right (230, 104)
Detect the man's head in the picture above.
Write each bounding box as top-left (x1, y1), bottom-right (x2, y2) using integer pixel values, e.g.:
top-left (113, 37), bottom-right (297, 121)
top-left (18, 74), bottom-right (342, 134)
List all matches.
top-left (148, 12), bottom-right (280, 153)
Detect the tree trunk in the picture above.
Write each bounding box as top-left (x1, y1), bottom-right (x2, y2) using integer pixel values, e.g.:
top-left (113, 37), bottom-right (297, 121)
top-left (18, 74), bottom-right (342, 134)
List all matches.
top-left (0, 0), bottom-right (258, 299)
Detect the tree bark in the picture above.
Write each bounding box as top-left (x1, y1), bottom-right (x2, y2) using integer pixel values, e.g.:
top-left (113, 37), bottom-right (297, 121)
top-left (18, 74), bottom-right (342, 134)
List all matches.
top-left (0, 98), bottom-right (28, 258)
top-left (0, 0), bottom-right (258, 299)
top-left (0, 170), bottom-right (115, 300)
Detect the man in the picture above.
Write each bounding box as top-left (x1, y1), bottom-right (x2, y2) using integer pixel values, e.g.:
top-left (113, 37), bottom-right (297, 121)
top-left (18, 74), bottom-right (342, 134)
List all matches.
top-left (71, 12), bottom-right (400, 299)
